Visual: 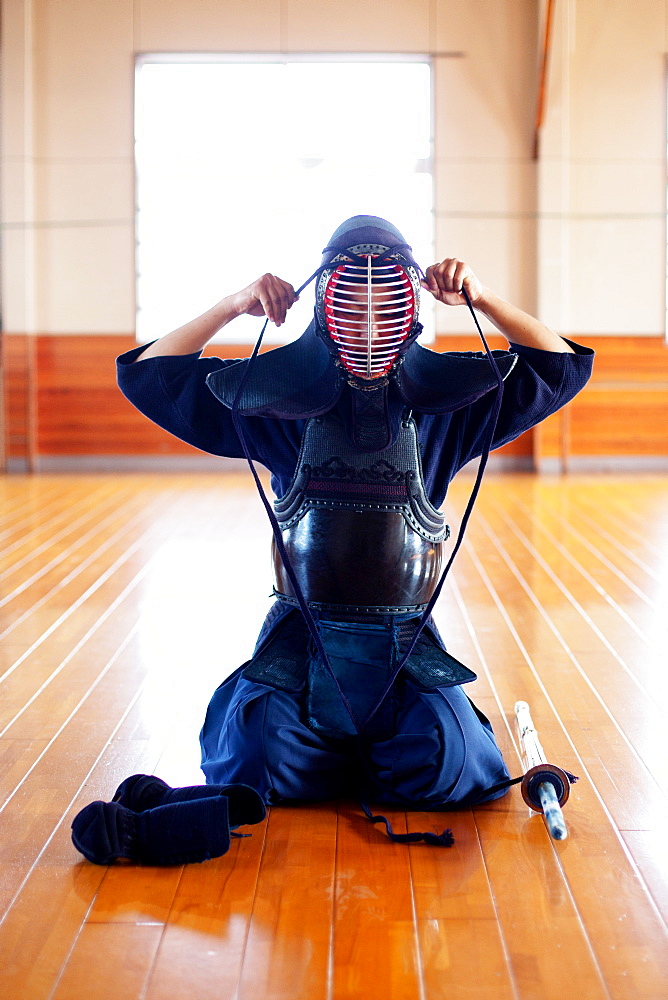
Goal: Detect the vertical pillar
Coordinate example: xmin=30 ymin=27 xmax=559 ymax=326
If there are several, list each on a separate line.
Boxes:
xmin=535 ymin=0 xmax=572 ymax=472
xmin=1 ymin=0 xmax=37 ymax=471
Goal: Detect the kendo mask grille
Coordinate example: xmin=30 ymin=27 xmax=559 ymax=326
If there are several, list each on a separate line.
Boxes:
xmin=317 ymin=247 xmax=420 ymax=381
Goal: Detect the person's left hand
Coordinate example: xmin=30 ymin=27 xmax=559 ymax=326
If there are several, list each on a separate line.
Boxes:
xmin=422 ymin=258 xmax=484 ymax=307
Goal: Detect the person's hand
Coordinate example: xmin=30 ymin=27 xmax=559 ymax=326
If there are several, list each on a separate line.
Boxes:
xmin=229 ymin=274 xmax=298 ymax=326
xmin=422 ymin=259 xmax=484 ymax=307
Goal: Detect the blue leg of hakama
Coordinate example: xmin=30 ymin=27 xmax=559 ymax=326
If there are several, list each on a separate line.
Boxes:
xmin=364 ymin=682 xmax=511 ymax=807
xmin=200 ymin=669 xmax=510 ymax=808
xmin=200 ymin=671 xmax=353 ymax=803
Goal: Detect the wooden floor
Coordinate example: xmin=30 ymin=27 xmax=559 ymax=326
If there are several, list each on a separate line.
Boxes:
xmin=0 ymin=470 xmax=667 ymax=1000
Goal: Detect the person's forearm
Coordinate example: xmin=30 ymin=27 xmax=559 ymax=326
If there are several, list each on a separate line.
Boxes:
xmin=475 ymin=289 xmax=573 ymax=354
xmin=135 ymin=273 xmax=298 ymax=362
xmin=424 ymin=259 xmax=574 ymax=354
xmin=136 ymin=295 xmax=240 ymax=361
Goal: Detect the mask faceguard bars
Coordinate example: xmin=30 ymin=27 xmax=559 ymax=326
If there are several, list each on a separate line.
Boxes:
xmin=317 ymin=244 xmax=420 ymax=380
xmin=366 ymin=254 xmax=372 ymax=379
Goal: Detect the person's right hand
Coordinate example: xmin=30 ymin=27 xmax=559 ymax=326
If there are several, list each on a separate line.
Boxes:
xmin=229 ymin=274 xmax=298 ymax=327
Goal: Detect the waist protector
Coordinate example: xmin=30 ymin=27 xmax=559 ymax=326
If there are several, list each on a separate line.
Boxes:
xmin=272 ymin=411 xmax=450 ymax=614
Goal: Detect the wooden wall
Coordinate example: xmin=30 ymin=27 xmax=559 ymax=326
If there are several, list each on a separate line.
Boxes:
xmin=3 ymin=333 xmax=668 ymax=471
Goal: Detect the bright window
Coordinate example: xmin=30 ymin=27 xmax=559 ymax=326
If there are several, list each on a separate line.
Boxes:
xmin=135 ymin=55 xmax=433 ymax=343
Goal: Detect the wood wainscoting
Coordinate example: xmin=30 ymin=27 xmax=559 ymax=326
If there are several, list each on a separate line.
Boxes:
xmin=2 ymin=332 xmax=667 ymax=471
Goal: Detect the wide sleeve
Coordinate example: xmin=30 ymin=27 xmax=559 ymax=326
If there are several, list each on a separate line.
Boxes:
xmin=454 ymin=338 xmax=594 ymax=470
xmin=417 ymin=339 xmax=594 ymax=504
xmin=116 ymin=344 xmax=251 ymax=458
xmin=116 ymin=346 xmax=305 ymax=489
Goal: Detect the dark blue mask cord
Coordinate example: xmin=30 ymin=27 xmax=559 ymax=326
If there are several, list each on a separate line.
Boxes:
xmin=230 ymin=276 xmax=505 ymax=737
xmin=230 ymin=265 xmax=364 ymax=734
xmin=364 ymin=286 xmax=504 ymax=726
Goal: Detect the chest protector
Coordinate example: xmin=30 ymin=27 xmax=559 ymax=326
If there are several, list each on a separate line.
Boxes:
xmin=272 ymin=410 xmax=450 ymax=615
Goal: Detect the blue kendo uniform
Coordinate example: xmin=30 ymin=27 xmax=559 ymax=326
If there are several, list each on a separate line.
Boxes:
xmin=116 ymin=218 xmax=594 ymax=813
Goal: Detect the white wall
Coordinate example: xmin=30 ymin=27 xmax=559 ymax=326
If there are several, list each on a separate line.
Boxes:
xmin=538 ymin=0 xmax=667 ymax=335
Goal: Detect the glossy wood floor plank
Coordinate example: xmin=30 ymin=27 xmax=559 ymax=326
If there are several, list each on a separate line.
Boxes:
xmin=464 ymin=547 xmax=668 ymax=806
xmin=0 ymin=492 xmax=147 ymax=621
xmin=407 ymin=810 xmax=517 ymax=1000
xmin=331 ymin=804 xmax=421 ymax=1000
xmin=143 ymin=824 xmax=268 ymax=1000
xmin=0 ymin=472 xmax=667 ymax=1000
xmin=444 ymin=482 xmax=668 ymax=997
xmin=455 ymin=498 xmax=668 ymax=796
xmin=0 ymin=865 xmax=108 ymax=1000
xmin=50 ymin=924 xmax=163 ymax=1000
xmin=439 ymin=568 xmax=611 ymax=998
xmin=488 ymin=503 xmax=663 ymax=696
xmin=236 ymin=804 xmax=336 ymax=1000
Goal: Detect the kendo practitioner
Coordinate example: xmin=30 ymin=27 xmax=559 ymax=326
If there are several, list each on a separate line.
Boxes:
xmin=71 ymin=216 xmax=594 ymax=865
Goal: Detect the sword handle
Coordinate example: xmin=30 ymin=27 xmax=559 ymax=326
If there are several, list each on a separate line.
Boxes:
xmin=537 ymin=780 xmax=568 ymax=841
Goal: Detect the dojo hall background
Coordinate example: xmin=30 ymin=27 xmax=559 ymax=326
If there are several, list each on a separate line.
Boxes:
xmin=2 ymin=3 xmax=668 ymax=1000
xmin=2 ymin=0 xmax=668 ymax=472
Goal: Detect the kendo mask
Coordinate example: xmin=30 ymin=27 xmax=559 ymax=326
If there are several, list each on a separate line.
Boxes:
xmin=205 ymin=213 xmax=518 ymax=436
xmin=315 ymin=217 xmax=423 ymax=384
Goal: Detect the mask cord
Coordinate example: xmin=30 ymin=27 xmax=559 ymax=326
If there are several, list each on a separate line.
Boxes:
xmin=230 ymin=270 xmax=364 ymax=735
xmin=363 ymin=287 xmax=505 ymax=727
xmin=229 ymin=269 xmax=505 ymax=737
xmin=226 ymin=244 xmax=414 ymax=736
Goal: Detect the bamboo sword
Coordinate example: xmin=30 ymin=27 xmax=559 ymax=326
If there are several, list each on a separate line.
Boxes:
xmin=514 ymin=700 xmax=571 ymax=841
